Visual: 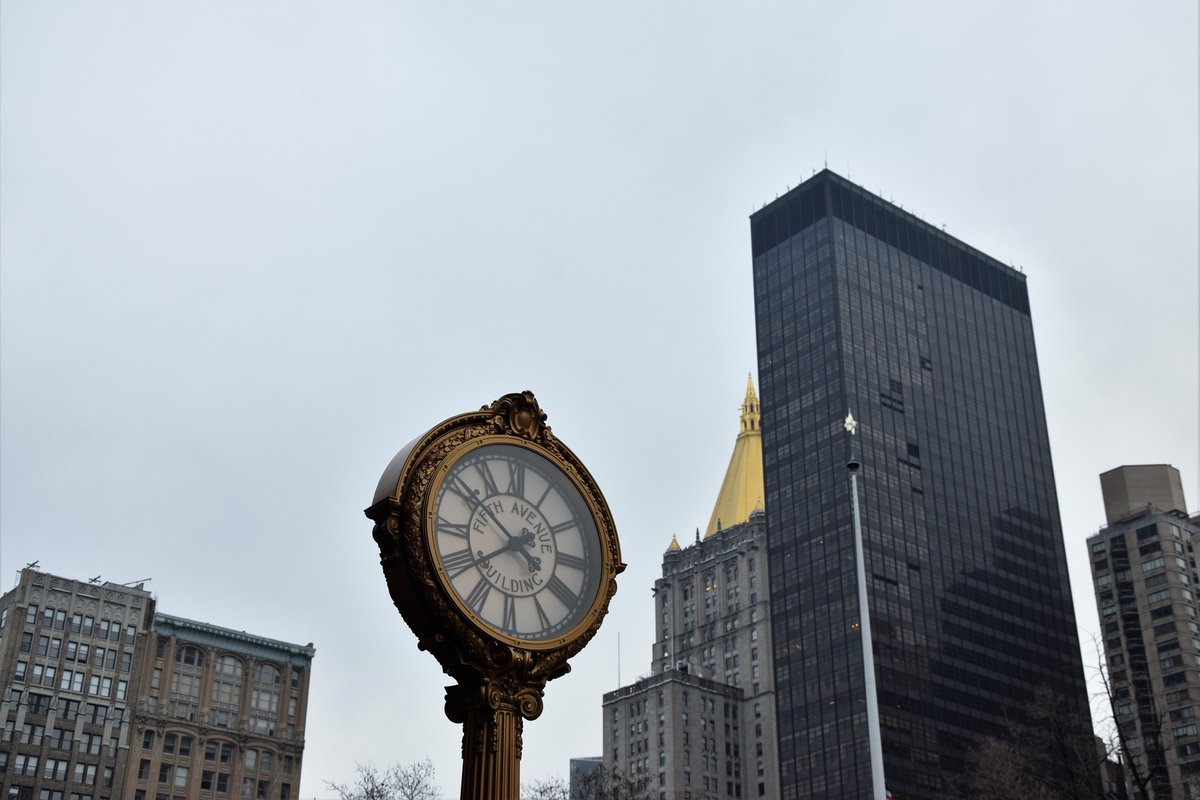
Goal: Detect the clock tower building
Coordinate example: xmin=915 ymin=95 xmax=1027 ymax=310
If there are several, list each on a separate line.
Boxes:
xmin=603 ymin=379 xmax=779 ymax=800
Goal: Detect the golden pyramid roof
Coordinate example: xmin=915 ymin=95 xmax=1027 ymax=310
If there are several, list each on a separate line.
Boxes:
xmin=705 ymin=375 xmax=765 ymax=538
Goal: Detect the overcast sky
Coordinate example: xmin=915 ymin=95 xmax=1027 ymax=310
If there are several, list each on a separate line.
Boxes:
xmin=2 ymin=3 xmax=1197 ymax=797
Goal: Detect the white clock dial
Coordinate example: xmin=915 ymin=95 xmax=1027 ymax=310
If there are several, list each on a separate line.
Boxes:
xmin=430 ymin=443 xmax=602 ymax=643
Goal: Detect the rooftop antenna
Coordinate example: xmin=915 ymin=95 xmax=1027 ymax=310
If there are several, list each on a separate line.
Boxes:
xmin=89 ymin=576 xmax=101 ymax=584
xmin=122 ymin=578 xmax=152 ymax=587
xmin=24 ymin=561 xmax=39 ymax=570
xmin=617 ymin=631 xmax=621 ymax=688
xmin=824 ymin=148 xmax=828 ymax=169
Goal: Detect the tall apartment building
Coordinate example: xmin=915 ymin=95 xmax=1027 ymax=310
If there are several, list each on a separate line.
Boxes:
xmin=1088 ymin=464 xmax=1200 ymax=799
xmin=751 ymin=169 xmax=1094 ymax=799
xmin=0 ymin=570 xmax=155 ymax=800
xmin=0 ymin=570 xmax=314 ymax=800
xmin=603 ymin=379 xmax=779 ymax=800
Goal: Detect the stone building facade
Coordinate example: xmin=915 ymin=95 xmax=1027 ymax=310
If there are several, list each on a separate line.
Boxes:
xmin=0 ymin=570 xmax=155 ymax=800
xmin=123 ymin=614 xmax=314 ymax=800
xmin=0 ymin=570 xmax=313 ymax=800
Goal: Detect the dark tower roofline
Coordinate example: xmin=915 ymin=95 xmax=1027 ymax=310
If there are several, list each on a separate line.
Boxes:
xmin=750 ymin=168 xmax=1030 ymax=314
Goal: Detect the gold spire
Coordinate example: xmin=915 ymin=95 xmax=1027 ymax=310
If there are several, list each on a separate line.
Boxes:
xmin=704 ymin=375 xmax=765 ymax=538
xmin=667 ymin=533 xmax=681 ymax=552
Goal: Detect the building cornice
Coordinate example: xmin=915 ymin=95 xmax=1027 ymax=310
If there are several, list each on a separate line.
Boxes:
xmin=153 ymin=613 xmax=315 ymax=665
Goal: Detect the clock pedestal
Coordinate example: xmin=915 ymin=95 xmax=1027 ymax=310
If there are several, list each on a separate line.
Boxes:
xmin=446 ymin=675 xmax=544 ymax=800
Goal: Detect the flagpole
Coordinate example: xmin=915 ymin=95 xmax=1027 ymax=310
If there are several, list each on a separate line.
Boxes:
xmin=845 ymin=412 xmax=887 ymax=800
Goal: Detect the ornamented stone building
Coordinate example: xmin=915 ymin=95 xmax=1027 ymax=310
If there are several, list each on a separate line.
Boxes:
xmin=603 ymin=379 xmax=779 ymax=800
xmin=0 ymin=570 xmax=314 ymax=800
xmin=1088 ymin=464 xmax=1200 ymax=799
xmin=124 ymin=614 xmax=314 ymax=800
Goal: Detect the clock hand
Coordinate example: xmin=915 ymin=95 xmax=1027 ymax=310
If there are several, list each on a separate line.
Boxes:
xmin=482 ymin=529 xmax=542 ymax=573
xmin=451 ymin=475 xmax=523 ymax=546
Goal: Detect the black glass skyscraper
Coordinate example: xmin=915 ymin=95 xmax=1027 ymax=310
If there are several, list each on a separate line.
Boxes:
xmin=751 ymin=170 xmax=1092 ymax=799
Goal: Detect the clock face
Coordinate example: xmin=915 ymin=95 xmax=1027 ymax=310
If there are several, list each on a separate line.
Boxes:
xmin=429 ymin=441 xmax=604 ymax=644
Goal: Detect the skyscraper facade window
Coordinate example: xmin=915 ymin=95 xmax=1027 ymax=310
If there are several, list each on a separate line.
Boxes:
xmin=751 ymin=170 xmax=1093 ymax=799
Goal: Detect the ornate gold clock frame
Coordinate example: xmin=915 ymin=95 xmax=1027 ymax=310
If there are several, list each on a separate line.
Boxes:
xmin=365 ymin=391 xmax=624 ymax=800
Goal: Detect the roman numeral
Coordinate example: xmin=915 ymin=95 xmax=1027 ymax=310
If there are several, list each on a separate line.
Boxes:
xmin=475 ymin=462 xmax=500 ymax=498
xmin=546 ymin=575 xmax=579 ymax=608
xmin=507 ymin=461 xmax=526 ymax=497
xmin=533 ymin=596 xmax=552 ymax=629
xmin=465 ymin=578 xmax=491 ymax=613
xmin=436 ymin=519 xmax=470 ymax=539
xmin=550 ymin=519 xmax=577 ymax=535
xmin=502 ymin=595 xmax=517 ymax=633
xmin=556 ymin=552 xmax=587 ymax=572
xmin=446 ymin=476 xmax=481 ymax=509
xmin=441 ymin=549 xmax=477 ymax=577
xmin=534 ymin=484 xmax=553 ymax=509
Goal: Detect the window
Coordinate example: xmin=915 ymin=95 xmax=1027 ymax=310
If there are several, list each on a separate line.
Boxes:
xmin=74 ymin=763 xmax=97 ymax=786
xmin=55 ymin=698 xmax=79 ymax=720
xmin=177 ymin=646 xmax=204 ymax=667
xmin=250 ymin=664 xmax=281 ymax=735
xmin=213 ymin=657 xmax=244 ymax=710
xmin=43 ymin=758 xmax=68 ymax=782
xmin=29 ymin=693 xmax=52 ymax=715
xmin=49 ymin=728 xmax=73 ymax=750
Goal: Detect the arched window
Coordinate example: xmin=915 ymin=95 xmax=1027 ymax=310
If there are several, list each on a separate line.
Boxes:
xmin=210 ymin=656 xmax=243 ymax=728
xmin=176 ymin=646 xmax=204 ymax=668
xmin=169 ymin=645 xmax=205 ymax=720
xmin=249 ymin=663 xmax=281 ymax=735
